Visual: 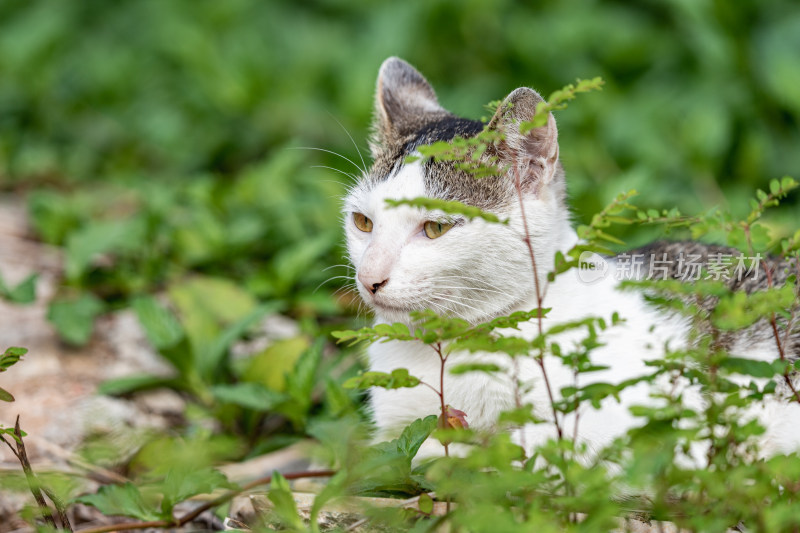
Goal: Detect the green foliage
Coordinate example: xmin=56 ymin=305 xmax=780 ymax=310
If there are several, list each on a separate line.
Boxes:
xmin=344 ymin=369 xmax=421 ymax=391
xmin=75 ymin=467 xmax=231 ymax=522
xmin=159 ymin=467 xmax=231 ymax=517
xmin=211 ymin=382 xmax=285 ymax=411
xmin=0 ymin=346 xmax=26 ymax=402
xmin=268 ymin=472 xmax=306 ymax=531
xmin=0 ymin=272 xmax=37 ymax=304
xmin=355 ymin=416 xmax=439 ymax=495
xmin=46 ymin=293 xmax=105 ymax=346
xmin=385 ymin=197 xmax=507 ymax=224
xmin=520 ymin=76 xmax=605 ymax=133
xmin=0 ymin=346 xmax=26 ymax=372
xmin=75 ymin=482 xmax=163 ymax=522
xmin=407 ymin=129 xmax=505 ymax=178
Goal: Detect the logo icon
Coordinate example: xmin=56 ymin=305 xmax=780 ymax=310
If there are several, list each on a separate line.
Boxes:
xmin=576 ymin=251 xmax=609 ymax=284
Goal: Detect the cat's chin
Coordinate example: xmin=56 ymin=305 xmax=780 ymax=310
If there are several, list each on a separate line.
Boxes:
xmin=369 ymin=303 xmax=417 ymax=325
xmin=370 ymin=300 xmax=523 ymax=327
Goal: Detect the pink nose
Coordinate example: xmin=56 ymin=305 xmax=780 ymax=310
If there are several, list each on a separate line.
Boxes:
xmin=358 ymin=273 xmax=389 ymax=294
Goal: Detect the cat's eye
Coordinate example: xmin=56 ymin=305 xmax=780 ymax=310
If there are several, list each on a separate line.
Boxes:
xmin=353 ymin=212 xmax=373 ymax=232
xmin=423 ymin=220 xmax=454 ymax=239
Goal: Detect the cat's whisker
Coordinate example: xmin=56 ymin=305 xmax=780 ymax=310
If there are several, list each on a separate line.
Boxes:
xmin=290 ymin=146 xmax=366 ymax=175
xmin=431 ymin=294 xmax=481 ymax=314
xmin=314 ymin=275 xmax=354 ymax=294
xmin=311 ymin=165 xmax=359 ymax=183
xmin=323 ymin=264 xmax=353 ymax=272
xmin=327 ymin=112 xmax=369 ymax=174
xmin=434 ymin=273 xmax=509 ymax=291
xmin=431 ymin=278 xmax=517 ymax=300
xmin=432 ymin=285 xmax=514 ymax=299
xmin=438 ymin=281 xmax=516 ymax=301
xmin=332 ymin=286 xmax=359 ymax=301
xmin=429 ymin=301 xmax=455 ymax=316
xmin=436 ymin=292 xmax=487 ymax=305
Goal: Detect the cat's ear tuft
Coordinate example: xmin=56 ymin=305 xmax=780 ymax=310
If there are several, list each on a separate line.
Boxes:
xmin=371 ymin=57 xmax=445 ymax=153
xmin=489 ymin=87 xmax=560 ymax=189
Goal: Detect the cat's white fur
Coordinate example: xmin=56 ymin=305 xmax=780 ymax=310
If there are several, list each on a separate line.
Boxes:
xmin=344 ymin=160 xmax=800 ymax=462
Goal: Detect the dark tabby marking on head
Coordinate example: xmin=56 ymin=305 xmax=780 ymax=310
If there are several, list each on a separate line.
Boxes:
xmin=366 ymin=57 xmax=562 ymax=212
xmin=368 ymin=93 xmax=518 ymax=211
xmin=623 ymin=241 xmax=800 ymax=358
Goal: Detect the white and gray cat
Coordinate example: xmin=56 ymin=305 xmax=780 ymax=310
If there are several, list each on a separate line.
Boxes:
xmin=343 ymin=57 xmax=800 ymax=461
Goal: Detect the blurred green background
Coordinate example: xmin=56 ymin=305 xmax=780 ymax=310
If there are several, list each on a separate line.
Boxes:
xmin=1 ymin=0 xmax=799 ymax=453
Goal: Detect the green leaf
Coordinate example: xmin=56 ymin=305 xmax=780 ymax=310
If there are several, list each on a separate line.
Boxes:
xmin=268 ymin=472 xmax=304 ymax=530
xmin=0 ymin=387 xmax=14 ymax=402
xmin=132 ymin=295 xmax=184 ymax=350
xmin=396 ymin=415 xmax=438 ymax=459
xmin=47 ymin=293 xmax=104 ymax=346
xmin=343 ymin=368 xmax=421 ymax=390
xmin=720 ymin=357 xmax=778 ymax=379
xmin=211 ymin=383 xmax=286 ymax=411
xmin=160 ymin=467 xmax=231 ymax=516
xmin=0 ymin=273 xmax=37 ymax=304
xmin=385 ymin=197 xmax=508 ymax=224
xmin=75 ymin=482 xmax=162 ymax=522
xmin=242 ymin=336 xmax=310 ymax=392
xmin=449 ymin=363 xmax=501 ymax=375
xmin=309 ymin=470 xmax=347 ymax=532
xmin=0 ymin=346 xmax=27 ymax=371
xmin=323 ymin=378 xmax=354 ymax=416
xmin=97 ymin=375 xmax=179 ymax=396
xmin=271 ymin=232 xmax=338 ymax=295
xmin=418 ymin=492 xmax=434 ymax=515
xmin=519 ymin=77 xmax=604 ymax=133
xmin=65 ymin=216 xmax=147 ymax=280
xmin=202 ymin=303 xmax=278 ymax=380
xmin=331 ymin=321 xmax=417 ymax=345
xmin=0 ymin=426 xmax=26 ymax=439
xmin=286 ymin=338 xmax=324 ymax=407
xmin=169 ymin=276 xmax=261 ymax=374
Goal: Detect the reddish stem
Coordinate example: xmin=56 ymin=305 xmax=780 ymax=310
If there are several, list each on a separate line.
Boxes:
xmin=433 ymin=342 xmax=450 ymax=458
xmin=512 ymin=159 xmax=563 ymax=440
xmin=763 ymin=261 xmax=800 ymax=404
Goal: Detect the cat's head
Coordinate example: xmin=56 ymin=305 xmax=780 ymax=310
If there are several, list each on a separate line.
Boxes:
xmin=344 ymin=57 xmax=569 ymax=324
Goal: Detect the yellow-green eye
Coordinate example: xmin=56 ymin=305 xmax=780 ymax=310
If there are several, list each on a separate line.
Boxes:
xmin=423 ymin=220 xmax=453 ymax=239
xmin=353 ymin=212 xmax=373 ymax=232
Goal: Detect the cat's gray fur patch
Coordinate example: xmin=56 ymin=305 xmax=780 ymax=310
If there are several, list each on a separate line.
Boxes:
xmin=623 ymin=241 xmax=800 ymax=357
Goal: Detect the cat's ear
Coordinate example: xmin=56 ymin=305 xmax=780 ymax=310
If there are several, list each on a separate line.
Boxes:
xmin=488 ymin=87 xmax=560 ymax=189
xmin=371 ymin=57 xmax=445 ymax=154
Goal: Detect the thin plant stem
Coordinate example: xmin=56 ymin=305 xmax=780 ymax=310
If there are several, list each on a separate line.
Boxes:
xmin=762 ymin=260 xmax=800 ymax=404
xmin=41 ymin=485 xmax=74 ymax=533
xmin=431 ymin=342 xmax=451 ymax=513
xmin=14 ymin=416 xmax=60 ymax=530
xmin=0 ymin=433 xmax=21 ymax=461
xmin=512 ymin=356 xmax=527 ymax=454
xmin=572 ymin=367 xmax=581 ymax=444
xmin=744 ymin=224 xmax=800 ymax=404
xmin=433 ymin=342 xmax=450 ymax=458
xmin=511 ymin=156 xmax=563 ymax=440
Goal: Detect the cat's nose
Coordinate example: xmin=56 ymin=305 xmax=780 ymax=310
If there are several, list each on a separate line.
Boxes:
xmin=358 ymin=273 xmax=389 ymax=294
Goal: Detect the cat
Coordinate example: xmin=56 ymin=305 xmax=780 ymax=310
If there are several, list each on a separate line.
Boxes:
xmin=342 ymin=57 xmax=800 ymax=462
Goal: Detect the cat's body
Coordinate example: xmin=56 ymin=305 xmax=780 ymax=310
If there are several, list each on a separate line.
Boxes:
xmin=343 ymin=57 xmax=800 ymax=461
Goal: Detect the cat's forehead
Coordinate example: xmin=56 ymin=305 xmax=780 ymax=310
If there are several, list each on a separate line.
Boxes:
xmin=345 ymin=160 xmax=425 ymax=219
xmin=364 ymin=115 xmax=515 ymax=211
